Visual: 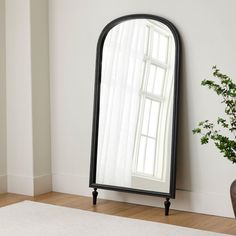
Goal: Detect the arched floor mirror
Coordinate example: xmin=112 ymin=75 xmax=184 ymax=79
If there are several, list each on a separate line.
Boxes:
xmin=89 ymin=14 xmax=180 ymax=216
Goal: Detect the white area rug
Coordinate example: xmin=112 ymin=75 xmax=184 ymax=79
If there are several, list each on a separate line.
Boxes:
xmin=0 ymin=201 xmax=230 ymax=236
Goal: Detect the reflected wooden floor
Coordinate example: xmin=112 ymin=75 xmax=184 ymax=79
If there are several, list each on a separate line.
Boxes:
xmin=0 ymin=192 xmax=235 ymax=235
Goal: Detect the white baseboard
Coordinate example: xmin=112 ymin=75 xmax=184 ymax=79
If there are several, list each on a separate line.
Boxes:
xmin=8 ymin=175 xmax=34 ymax=196
xmin=34 ymin=174 xmax=52 ymax=195
xmin=0 ymin=175 xmax=7 ymax=193
xmin=7 ymin=174 xmax=52 ymax=196
xmin=52 ymin=173 xmax=89 ymax=196
xmin=52 ymin=173 xmax=234 ymax=218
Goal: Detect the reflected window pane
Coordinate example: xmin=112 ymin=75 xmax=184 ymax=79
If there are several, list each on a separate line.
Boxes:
xmin=148 ymin=101 xmax=160 ymax=138
xmin=137 ymin=136 xmax=146 ymax=172
xmin=153 ymin=67 xmax=166 ymax=96
xmin=151 ymin=31 xmax=159 ymax=60
xmin=158 ymin=35 xmax=168 ymax=63
xmin=141 ymin=99 xmax=151 ymax=135
xmin=144 ymin=138 xmax=155 ymax=175
xmin=146 ymin=64 xmax=156 ymax=93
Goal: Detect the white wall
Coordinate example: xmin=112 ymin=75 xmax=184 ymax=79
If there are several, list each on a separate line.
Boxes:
xmin=30 ymin=0 xmax=52 ymax=195
xmin=48 ymin=0 xmax=235 ymax=218
xmin=5 ymin=0 xmax=51 ymax=195
xmin=0 ymin=0 xmax=7 ymax=193
xmin=6 ymin=0 xmax=34 ymax=195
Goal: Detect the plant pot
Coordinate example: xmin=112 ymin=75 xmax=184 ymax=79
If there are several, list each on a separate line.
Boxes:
xmin=230 ymin=179 xmax=236 ymax=217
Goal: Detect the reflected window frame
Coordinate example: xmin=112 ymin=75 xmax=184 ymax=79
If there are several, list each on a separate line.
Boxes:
xmin=132 ymin=20 xmax=175 ymax=182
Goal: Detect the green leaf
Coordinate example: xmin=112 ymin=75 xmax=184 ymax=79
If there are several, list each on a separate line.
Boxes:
xmin=192 ymin=67 xmax=236 ymax=164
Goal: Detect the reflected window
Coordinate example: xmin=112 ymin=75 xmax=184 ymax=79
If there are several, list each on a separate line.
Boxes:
xmin=132 ymin=20 xmax=174 ymax=181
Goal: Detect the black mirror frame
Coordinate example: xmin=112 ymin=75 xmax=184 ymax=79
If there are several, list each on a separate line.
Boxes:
xmin=89 ymin=14 xmax=181 ymax=201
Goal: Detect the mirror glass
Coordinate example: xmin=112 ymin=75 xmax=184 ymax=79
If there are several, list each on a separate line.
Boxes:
xmin=94 ymin=17 xmax=178 ymax=194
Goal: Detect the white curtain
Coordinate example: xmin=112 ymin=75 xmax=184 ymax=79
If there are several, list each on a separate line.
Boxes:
xmin=96 ymin=20 xmax=146 ymax=187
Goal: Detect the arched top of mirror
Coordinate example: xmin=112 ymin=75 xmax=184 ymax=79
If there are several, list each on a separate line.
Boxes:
xmin=96 ymin=15 xmax=180 ymax=74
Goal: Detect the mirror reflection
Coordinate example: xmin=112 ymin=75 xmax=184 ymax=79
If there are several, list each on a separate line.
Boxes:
xmin=96 ymin=19 xmax=176 ymax=193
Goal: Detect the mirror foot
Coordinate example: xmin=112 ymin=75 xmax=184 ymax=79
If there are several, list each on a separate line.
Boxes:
xmin=164 ymin=198 xmax=171 ymax=216
xmin=92 ymin=188 xmax=98 ymax=205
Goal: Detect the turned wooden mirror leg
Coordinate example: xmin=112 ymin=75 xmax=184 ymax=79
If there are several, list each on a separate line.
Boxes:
xmin=164 ymin=198 xmax=171 ymax=216
xmin=92 ymin=188 xmax=98 ymax=205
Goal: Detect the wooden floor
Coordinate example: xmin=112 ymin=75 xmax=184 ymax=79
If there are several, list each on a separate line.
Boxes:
xmin=0 ymin=192 xmax=235 ymax=235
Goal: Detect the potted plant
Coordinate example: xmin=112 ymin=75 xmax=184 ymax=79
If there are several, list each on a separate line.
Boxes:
xmin=192 ymin=66 xmax=236 ymax=217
